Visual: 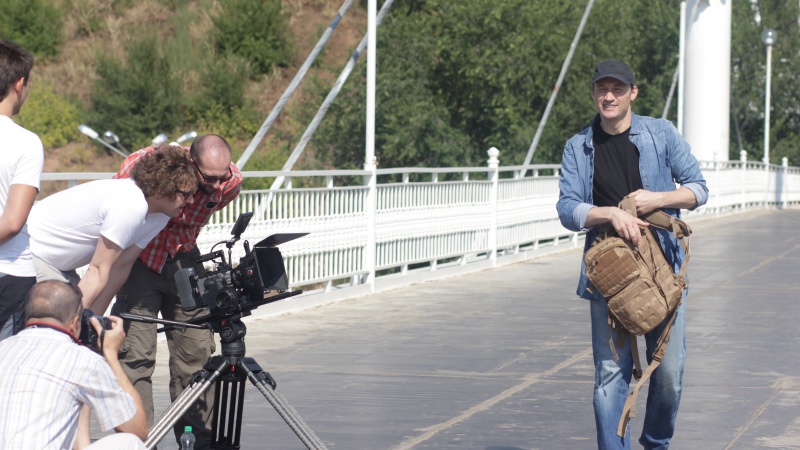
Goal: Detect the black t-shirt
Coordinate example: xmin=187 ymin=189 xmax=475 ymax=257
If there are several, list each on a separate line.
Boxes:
xmin=592 ymin=122 xmax=643 ymax=207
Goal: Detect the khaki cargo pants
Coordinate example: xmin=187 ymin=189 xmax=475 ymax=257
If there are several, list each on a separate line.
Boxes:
xmin=113 ymin=250 xmax=216 ymax=449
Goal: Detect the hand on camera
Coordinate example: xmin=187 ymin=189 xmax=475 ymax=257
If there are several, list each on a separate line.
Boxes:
xmin=90 ymin=315 xmax=125 ymax=358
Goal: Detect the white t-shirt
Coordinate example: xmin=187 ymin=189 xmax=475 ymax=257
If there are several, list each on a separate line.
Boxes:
xmin=0 ymin=116 xmax=44 ymax=277
xmin=27 ymin=178 xmax=170 ymax=271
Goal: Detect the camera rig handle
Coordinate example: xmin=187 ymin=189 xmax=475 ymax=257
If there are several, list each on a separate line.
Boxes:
xmin=119 ymin=312 xmax=211 ymax=333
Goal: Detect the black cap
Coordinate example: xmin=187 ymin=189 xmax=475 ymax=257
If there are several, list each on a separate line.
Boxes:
xmin=592 ymin=60 xmax=635 ymax=85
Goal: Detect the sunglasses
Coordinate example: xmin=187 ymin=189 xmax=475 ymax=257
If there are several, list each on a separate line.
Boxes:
xmin=175 ymin=188 xmax=195 ymax=200
xmin=193 ymin=160 xmax=232 ymax=184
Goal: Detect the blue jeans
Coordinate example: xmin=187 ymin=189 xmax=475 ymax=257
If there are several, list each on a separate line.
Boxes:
xmin=590 ymin=296 xmax=686 ymax=450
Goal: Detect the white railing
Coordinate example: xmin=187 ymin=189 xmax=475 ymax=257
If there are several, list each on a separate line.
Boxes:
xmin=41 ymin=149 xmax=800 ymax=314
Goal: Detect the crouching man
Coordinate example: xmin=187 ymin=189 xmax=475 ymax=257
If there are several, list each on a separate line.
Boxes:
xmin=0 ymin=280 xmax=147 ymax=449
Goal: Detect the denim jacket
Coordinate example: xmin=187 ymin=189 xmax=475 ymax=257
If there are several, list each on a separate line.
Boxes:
xmin=556 ymin=113 xmax=709 ymax=301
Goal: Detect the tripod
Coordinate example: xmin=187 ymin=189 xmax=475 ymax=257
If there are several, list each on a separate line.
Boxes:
xmin=122 ymin=303 xmax=328 ymax=450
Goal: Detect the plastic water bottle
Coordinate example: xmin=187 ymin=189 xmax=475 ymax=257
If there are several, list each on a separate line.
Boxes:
xmin=180 ymin=425 xmax=195 ymax=449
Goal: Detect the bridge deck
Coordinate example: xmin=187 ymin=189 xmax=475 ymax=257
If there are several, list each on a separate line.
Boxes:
xmin=146 ymin=209 xmax=800 ymax=449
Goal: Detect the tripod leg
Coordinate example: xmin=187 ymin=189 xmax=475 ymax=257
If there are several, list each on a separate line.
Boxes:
xmin=145 ymin=357 xmax=228 ymax=450
xmin=239 ymin=359 xmax=328 ymax=450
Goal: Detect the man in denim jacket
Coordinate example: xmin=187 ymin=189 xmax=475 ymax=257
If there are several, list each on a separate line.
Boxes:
xmin=556 ymin=60 xmax=708 ymax=450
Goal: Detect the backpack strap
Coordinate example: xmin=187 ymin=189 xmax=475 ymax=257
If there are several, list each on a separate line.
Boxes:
xmin=616 ymin=306 xmax=680 ymax=437
xmin=607 ymin=321 xmax=643 ymax=382
xmin=618 ymin=195 xmax=692 ymax=281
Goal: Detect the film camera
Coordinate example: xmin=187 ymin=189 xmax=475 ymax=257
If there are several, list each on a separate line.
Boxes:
xmin=79 ymin=309 xmax=112 ymax=352
xmin=174 ymin=212 xmax=307 ymax=317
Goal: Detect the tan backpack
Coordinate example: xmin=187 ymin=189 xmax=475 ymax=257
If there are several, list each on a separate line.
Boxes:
xmin=583 ymin=195 xmax=692 ymax=437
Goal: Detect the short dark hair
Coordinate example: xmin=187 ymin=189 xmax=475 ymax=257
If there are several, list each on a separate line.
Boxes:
xmin=131 ymin=145 xmax=198 ymax=199
xmin=189 ymin=134 xmax=232 ymax=164
xmin=0 ymin=39 xmax=34 ymax=102
xmin=25 ymin=281 xmax=83 ymax=325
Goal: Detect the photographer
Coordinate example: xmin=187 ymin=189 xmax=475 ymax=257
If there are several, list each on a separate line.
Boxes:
xmin=0 ymin=280 xmax=147 ymax=449
xmin=112 ymin=134 xmax=243 ymax=449
xmin=26 ymin=146 xmax=197 ymax=315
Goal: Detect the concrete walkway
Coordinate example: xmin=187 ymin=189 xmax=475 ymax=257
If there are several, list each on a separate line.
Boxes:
xmin=143 ymin=209 xmax=800 ymax=449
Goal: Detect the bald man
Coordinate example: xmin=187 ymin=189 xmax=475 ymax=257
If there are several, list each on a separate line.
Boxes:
xmin=111 ymin=134 xmax=243 ymax=449
xmin=0 ymin=280 xmax=147 ymax=449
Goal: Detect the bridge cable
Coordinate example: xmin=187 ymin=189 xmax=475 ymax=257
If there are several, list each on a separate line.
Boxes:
xmin=236 ymin=0 xmax=355 ymax=170
xmin=522 ymin=0 xmax=595 ymax=169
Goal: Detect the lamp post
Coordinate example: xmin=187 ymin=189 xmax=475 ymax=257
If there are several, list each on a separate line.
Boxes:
xmin=152 ymin=131 xmax=197 ymax=146
xmin=102 ymin=130 xmax=127 ymax=153
xmin=761 ymin=28 xmax=777 ymax=165
xmin=77 ymin=124 xmax=128 ymax=158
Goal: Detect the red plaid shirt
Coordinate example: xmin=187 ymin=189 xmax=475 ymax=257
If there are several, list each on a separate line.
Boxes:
xmin=113 ymin=145 xmax=243 ymax=273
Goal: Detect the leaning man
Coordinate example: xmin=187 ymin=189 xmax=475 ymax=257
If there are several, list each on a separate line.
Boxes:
xmin=112 ymin=134 xmax=243 ymax=449
xmin=26 ymin=146 xmax=196 ymax=314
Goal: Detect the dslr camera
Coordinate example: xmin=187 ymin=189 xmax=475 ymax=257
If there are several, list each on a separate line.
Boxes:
xmin=79 ymin=309 xmax=112 ymax=352
xmin=174 ymin=212 xmax=307 ymax=316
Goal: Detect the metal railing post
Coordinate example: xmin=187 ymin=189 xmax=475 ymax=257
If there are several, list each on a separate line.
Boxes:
xmin=487 ymin=148 xmax=500 ymax=267
xmin=713 ymin=152 xmax=720 ymax=216
xmin=362 ymin=160 xmax=377 ymax=290
xmin=782 ymin=157 xmax=789 ymax=210
xmin=740 ymin=150 xmax=747 ymax=210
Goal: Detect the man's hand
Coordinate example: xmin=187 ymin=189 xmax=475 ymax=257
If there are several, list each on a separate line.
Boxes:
xmin=91 ymin=315 xmax=125 ymax=359
xmin=629 ymin=187 xmax=699 ymax=213
xmin=609 ymin=207 xmax=649 ymax=246
xmin=628 ymin=189 xmax=663 ymax=215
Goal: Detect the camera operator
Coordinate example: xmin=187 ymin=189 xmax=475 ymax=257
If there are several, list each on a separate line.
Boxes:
xmin=111 ymin=134 xmax=243 ymax=449
xmin=26 ymin=146 xmax=197 ymax=315
xmin=0 ymin=280 xmax=147 ymax=449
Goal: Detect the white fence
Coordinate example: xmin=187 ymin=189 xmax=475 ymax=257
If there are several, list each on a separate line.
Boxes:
xmin=42 ymin=149 xmax=800 ymax=316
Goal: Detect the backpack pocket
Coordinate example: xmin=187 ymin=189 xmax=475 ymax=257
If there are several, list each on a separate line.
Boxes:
xmin=607 ymin=277 xmax=669 ymax=335
xmin=585 ymin=237 xmax=640 ymax=298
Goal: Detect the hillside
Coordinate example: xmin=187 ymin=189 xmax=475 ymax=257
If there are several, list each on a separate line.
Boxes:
xmin=29 ymin=0 xmax=367 ymax=195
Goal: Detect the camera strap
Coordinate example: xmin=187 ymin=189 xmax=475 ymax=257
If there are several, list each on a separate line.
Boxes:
xmin=26 ymin=322 xmax=82 ymax=346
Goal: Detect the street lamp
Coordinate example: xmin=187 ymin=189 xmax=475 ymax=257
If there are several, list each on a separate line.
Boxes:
xmin=102 ymin=130 xmax=127 ymax=152
xmin=761 ymin=28 xmax=777 ymax=165
xmin=176 ymin=131 xmax=198 ymax=144
xmin=77 ymin=124 xmax=128 ymax=158
xmin=151 ymin=130 xmax=197 ymax=146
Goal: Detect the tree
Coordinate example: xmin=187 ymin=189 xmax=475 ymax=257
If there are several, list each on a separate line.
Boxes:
xmin=307 ymin=0 xmax=683 ymax=169
xmin=730 ymin=0 xmax=800 ymax=165
xmin=89 ymin=36 xmax=184 ymax=148
xmin=212 ymin=0 xmax=294 ymax=78
xmin=0 ymin=0 xmax=63 ymax=59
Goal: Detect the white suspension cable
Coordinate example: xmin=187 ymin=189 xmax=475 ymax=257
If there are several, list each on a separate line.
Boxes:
xmin=236 ymin=0 xmax=354 ymax=169
xmin=522 ymin=0 xmax=595 ymax=169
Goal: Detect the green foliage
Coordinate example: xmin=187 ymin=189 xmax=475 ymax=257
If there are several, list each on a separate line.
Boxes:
xmin=15 ymin=80 xmax=83 ymax=149
xmin=730 ymin=0 xmax=800 ymax=165
xmin=309 ymin=9 xmax=473 ymax=169
xmin=193 ymin=53 xmax=251 ymax=113
xmin=0 ymin=0 xmax=63 ymax=58
xmin=186 ymin=51 xmax=260 ymax=142
xmin=89 ymin=35 xmax=184 ymax=147
xmin=212 ymin=0 xmax=294 ymax=77
xmin=312 ymin=0 xmax=682 ymax=167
